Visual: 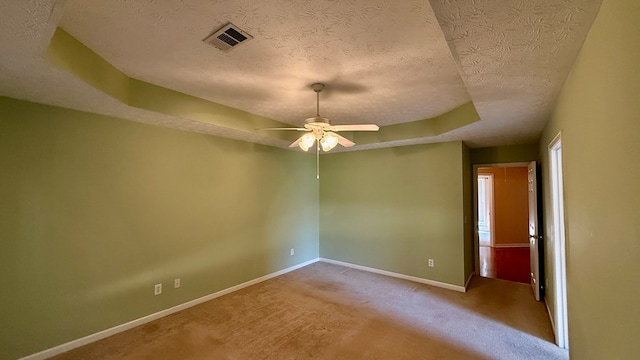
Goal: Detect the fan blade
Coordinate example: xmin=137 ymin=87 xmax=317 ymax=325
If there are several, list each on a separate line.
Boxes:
xmin=289 ymin=135 xmax=304 ymax=148
xmin=259 ymin=127 xmax=308 ymax=131
xmin=333 ymin=133 xmax=355 ymax=147
xmin=329 ymin=124 xmax=379 ymax=132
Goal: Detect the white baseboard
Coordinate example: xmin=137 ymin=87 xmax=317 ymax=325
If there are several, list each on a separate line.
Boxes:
xmin=319 ymin=258 xmax=466 ymax=293
xmin=20 ymin=258 xmax=320 ymax=360
xmin=494 ymin=243 xmax=529 ymax=248
xmin=545 ymin=297 xmax=557 ymax=342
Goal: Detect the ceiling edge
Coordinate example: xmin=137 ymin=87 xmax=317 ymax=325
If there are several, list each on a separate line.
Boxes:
xmin=45 ymin=27 xmax=481 ymax=152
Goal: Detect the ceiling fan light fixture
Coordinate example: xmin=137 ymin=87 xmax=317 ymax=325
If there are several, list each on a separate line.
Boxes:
xmin=258 ymin=83 xmax=379 ymax=177
xmin=320 ymin=132 xmax=339 ymax=152
xmin=298 ymin=133 xmax=316 ymax=152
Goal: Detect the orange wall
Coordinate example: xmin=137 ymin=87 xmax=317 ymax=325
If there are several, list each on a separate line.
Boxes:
xmin=478 ymin=167 xmax=528 ymax=246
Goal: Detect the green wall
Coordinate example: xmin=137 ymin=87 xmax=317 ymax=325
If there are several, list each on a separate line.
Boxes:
xmin=539 ymin=0 xmax=640 ymax=357
xmin=0 ymin=97 xmax=319 ymax=359
xmin=471 ymin=143 xmax=539 ymax=164
xmin=319 ymin=142 xmax=469 ymax=286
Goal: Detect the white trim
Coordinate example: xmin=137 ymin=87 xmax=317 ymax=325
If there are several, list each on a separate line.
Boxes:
xmin=464 ymin=272 xmax=474 ymax=290
xmin=477 ymin=173 xmax=495 ymax=247
xmin=319 ymin=258 xmax=466 ymax=293
xmin=493 ymin=243 xmax=529 ymax=248
xmin=545 ymin=297 xmax=556 ymax=337
xmin=19 ymin=258 xmax=320 ymax=360
xmin=548 ymin=131 xmax=563 ymax=151
xmin=549 ymin=131 xmax=569 ymax=349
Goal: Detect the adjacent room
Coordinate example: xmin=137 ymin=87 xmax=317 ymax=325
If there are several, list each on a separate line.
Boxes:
xmin=476 ymin=165 xmax=531 ymax=284
xmin=1 ymin=0 xmax=639 ymax=359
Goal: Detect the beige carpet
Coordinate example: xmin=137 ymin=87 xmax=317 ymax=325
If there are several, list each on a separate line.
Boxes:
xmin=51 ymin=262 xmax=566 ymax=359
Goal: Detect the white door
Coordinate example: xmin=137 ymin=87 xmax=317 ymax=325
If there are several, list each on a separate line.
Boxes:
xmin=477 ymin=174 xmax=494 ymax=247
xmin=528 ymin=161 xmax=541 ymax=301
xmin=477 ymin=175 xmax=492 ymax=230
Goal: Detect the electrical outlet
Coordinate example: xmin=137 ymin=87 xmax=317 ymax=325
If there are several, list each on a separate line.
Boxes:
xmin=154 ymin=283 xmax=162 ymax=295
xmin=174 ymin=278 xmax=181 ymax=289
xmin=290 ymin=248 xmax=295 ymax=256
xmin=428 ymin=259 xmax=434 ymax=268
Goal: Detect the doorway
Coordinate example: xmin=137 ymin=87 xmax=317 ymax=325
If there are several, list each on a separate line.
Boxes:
xmin=474 ymin=164 xmax=532 ymax=285
xmin=549 ymin=133 xmax=569 ymax=349
xmin=477 ymin=173 xmax=494 ymax=247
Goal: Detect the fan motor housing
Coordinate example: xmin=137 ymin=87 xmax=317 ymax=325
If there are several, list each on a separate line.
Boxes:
xmin=304 ymin=117 xmax=331 ymax=126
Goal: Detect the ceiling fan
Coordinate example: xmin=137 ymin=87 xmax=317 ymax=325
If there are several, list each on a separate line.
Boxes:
xmin=261 ymin=83 xmax=379 ymax=152
xmin=260 ymin=83 xmax=379 ymax=179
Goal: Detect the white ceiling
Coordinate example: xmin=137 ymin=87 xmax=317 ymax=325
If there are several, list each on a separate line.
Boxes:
xmin=0 ymin=0 xmax=602 ymax=150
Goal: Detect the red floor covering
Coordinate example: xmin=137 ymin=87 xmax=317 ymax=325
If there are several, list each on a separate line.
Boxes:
xmin=479 ymin=246 xmax=531 ymax=284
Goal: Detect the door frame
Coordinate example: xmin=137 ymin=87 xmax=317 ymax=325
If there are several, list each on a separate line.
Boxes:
xmin=549 ymin=132 xmax=569 ymax=349
xmin=477 ymin=173 xmax=495 ymax=246
xmin=472 ymin=162 xmax=530 ymax=275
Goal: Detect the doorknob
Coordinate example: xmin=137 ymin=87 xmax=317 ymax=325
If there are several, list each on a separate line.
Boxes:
xmin=529 ymin=234 xmax=542 ymax=239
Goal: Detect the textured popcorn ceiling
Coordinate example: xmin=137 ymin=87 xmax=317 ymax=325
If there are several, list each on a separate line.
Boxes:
xmin=430 ymin=0 xmax=603 ymax=146
xmin=0 ymin=0 xmax=603 ymax=151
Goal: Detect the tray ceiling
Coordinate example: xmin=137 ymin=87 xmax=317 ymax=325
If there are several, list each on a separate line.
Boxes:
xmin=0 ymin=0 xmax=602 ymax=151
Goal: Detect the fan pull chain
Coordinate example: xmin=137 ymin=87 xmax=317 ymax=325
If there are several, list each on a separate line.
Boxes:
xmin=316 ymin=141 xmax=320 ymax=180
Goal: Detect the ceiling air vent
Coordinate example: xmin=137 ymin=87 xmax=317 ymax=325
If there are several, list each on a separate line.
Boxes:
xmin=203 ymin=22 xmax=253 ymax=52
